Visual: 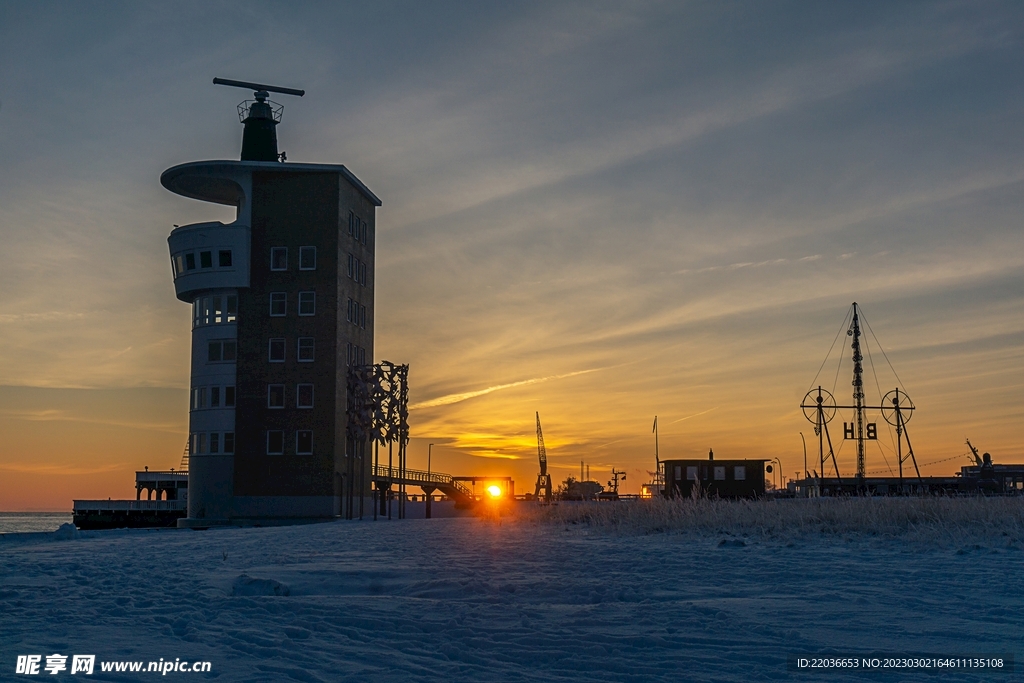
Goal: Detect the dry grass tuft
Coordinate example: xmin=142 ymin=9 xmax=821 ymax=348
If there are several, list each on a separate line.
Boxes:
xmin=511 ymin=496 xmax=1024 ymax=543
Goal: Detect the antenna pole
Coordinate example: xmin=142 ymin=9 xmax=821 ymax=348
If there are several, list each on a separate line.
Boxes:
xmin=848 ymin=303 xmax=867 ymax=482
xmin=653 ymin=416 xmax=660 ymax=487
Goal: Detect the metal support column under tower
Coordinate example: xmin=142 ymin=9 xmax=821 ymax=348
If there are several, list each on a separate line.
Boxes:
xmin=848 ymin=302 xmax=867 ymax=481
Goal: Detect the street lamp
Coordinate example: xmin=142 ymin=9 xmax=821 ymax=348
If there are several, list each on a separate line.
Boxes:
xmin=428 ymin=443 xmax=434 ymax=477
xmin=772 ymin=457 xmax=783 ymax=491
xmin=800 ymin=432 xmax=808 ymax=497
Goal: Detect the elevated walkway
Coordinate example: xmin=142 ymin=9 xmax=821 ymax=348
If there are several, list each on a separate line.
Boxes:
xmin=372 ymin=465 xmax=474 ymax=506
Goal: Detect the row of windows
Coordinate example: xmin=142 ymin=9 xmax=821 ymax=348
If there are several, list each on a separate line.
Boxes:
xmin=190 ymin=431 xmax=235 ymax=455
xmin=269 ymin=337 xmax=315 ymax=363
xmin=268 ymin=430 xmax=314 ymax=455
xmin=346 ymin=299 xmax=367 ymax=328
xmin=346 ymin=342 xmax=366 ymax=366
xmin=348 ymin=212 xmax=368 ymax=244
xmin=191 ymin=385 xmax=236 ymax=410
xmin=208 ymin=340 xmax=237 ymax=363
xmin=191 ymin=430 xmax=316 ymax=455
xmin=269 ymin=291 xmax=316 ymax=317
xmin=267 ymin=383 xmax=315 ymax=409
xmin=193 ymin=295 xmax=238 ymax=328
xmin=346 ymin=253 xmax=368 ymax=286
xmin=173 ymin=249 xmax=232 ymax=277
xmin=674 ymin=465 xmax=747 ymax=481
xmin=270 ymin=246 xmax=317 ymax=271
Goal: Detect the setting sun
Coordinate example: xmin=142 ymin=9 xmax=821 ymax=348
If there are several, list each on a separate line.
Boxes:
xmin=486 ymin=485 xmax=502 ymax=498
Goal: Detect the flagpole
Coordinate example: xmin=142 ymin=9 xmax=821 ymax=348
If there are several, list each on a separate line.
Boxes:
xmin=653 ymin=416 xmax=660 ymax=486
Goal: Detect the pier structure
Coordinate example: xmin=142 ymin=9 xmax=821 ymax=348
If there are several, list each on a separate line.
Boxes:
xmin=135 ymin=469 xmax=188 ymax=501
xmin=163 ymin=79 xmax=380 ymax=527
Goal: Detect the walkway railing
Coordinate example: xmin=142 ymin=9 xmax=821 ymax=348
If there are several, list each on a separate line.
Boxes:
xmin=372 ymin=465 xmax=473 ymax=497
xmin=73 ymin=499 xmax=187 ymax=512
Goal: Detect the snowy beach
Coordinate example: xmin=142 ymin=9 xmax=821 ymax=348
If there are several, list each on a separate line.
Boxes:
xmin=2 ymin=503 xmax=1022 ymax=682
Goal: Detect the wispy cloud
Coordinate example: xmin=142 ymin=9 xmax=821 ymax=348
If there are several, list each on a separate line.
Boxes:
xmin=410 ymin=368 xmax=604 ymax=410
xmin=0 ymin=312 xmax=86 ymax=324
xmin=0 ymin=408 xmax=183 ymax=434
xmin=0 ymin=462 xmax=126 ymax=476
xmin=668 ymin=407 xmax=719 ymax=425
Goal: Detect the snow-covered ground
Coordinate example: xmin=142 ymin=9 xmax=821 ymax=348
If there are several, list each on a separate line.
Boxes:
xmin=1 ymin=510 xmax=1021 ymax=682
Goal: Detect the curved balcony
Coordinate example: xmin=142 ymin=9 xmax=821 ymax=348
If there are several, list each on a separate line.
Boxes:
xmin=168 ymin=221 xmax=250 ymax=302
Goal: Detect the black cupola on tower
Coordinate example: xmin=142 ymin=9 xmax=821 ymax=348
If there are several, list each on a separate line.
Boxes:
xmin=213 ymin=77 xmax=305 ymax=162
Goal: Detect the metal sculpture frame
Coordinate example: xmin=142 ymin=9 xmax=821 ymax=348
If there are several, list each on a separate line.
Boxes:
xmin=346 ymin=361 xmax=410 ymax=520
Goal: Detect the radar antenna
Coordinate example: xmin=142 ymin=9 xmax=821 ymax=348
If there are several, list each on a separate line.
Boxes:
xmin=212 ymin=77 xmax=305 ymax=162
xmin=212 ymin=77 xmax=305 ymax=98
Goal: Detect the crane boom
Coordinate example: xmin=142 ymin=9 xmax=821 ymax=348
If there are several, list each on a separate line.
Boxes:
xmin=534 ymin=412 xmax=552 ymax=502
xmin=536 ymin=411 xmax=548 ymax=476
xmin=966 ymin=438 xmax=984 ymax=467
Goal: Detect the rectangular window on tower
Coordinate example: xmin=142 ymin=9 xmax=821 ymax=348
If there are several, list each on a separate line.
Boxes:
xmin=267 ymin=431 xmax=284 ymax=455
xmin=270 ymin=247 xmax=288 ymax=271
xmin=224 ymin=386 xmax=235 ymax=407
xmin=267 ymin=384 xmax=285 ymax=409
xmin=210 ymin=433 xmax=220 ymax=454
xmin=299 ymin=246 xmax=316 ymax=270
xmin=269 ymin=293 xmax=287 ymax=316
xmin=219 ymin=250 xmax=232 ymax=267
xmin=185 ymin=253 xmax=196 ymax=271
xmin=223 ymin=432 xmax=235 ymax=454
xmin=296 ymin=383 xmax=314 ymax=409
xmin=268 ymin=338 xmax=286 ymax=363
xmin=209 ymin=342 xmax=237 ymax=362
xmin=200 ymin=251 xmax=213 ymax=269
xmin=298 ymin=291 xmax=315 ymax=316
xmin=297 ymin=337 xmax=314 ymax=362
xmin=210 ymin=386 xmax=220 ymax=407
xmin=296 ymin=430 xmax=313 ymax=455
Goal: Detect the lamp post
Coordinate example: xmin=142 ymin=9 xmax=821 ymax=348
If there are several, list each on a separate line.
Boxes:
xmin=800 ymin=432 xmax=808 ymax=497
xmin=772 ymin=457 xmax=783 ymax=491
xmin=428 ymin=443 xmax=434 ymax=477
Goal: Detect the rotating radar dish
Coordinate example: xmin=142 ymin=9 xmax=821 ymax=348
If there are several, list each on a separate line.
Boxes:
xmin=881 ymin=389 xmax=915 ymax=425
xmin=802 ymin=388 xmax=836 ymax=424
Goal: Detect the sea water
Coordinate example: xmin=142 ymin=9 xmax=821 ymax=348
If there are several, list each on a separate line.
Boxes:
xmin=0 ymin=512 xmax=72 ymax=534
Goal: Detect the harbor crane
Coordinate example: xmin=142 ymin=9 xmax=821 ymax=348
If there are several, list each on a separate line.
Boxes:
xmin=534 ymin=412 xmax=553 ymax=503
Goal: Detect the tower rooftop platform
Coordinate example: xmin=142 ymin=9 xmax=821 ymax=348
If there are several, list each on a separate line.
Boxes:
xmin=161 ymin=159 xmax=382 ymax=208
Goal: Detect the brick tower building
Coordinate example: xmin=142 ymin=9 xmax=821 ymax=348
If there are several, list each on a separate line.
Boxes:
xmin=162 ymin=81 xmax=380 ymax=526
